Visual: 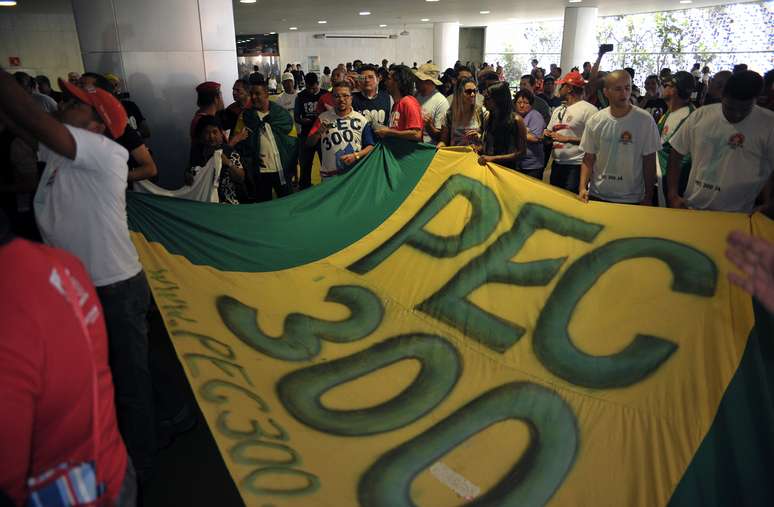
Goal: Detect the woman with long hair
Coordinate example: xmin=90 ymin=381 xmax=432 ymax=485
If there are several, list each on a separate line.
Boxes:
xmin=437 ymin=78 xmax=484 ymax=148
xmin=478 ymin=82 xmax=527 ymax=169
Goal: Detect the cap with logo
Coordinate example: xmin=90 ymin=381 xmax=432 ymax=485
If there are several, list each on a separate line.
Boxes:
xmin=58 ymin=78 xmax=128 ymax=139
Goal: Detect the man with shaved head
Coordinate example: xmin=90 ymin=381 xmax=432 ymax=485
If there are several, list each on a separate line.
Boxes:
xmin=703 ymin=70 xmax=732 ymax=106
xmin=579 ymin=70 xmax=661 ymax=205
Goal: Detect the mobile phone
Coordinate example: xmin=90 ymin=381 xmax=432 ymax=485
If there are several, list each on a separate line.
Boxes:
xmin=599 ymin=44 xmax=614 ymax=54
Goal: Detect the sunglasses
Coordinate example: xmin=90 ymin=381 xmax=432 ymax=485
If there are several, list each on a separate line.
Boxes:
xmin=463 ymin=89 xmax=477 ymax=95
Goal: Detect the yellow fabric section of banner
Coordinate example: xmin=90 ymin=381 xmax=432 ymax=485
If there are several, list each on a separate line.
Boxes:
xmin=131 ymin=147 xmax=769 ymax=507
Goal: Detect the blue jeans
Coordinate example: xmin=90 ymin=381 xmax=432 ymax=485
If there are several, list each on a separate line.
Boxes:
xmin=97 ymin=271 xmax=155 ymax=482
xmin=550 ymin=163 xmax=581 ymax=194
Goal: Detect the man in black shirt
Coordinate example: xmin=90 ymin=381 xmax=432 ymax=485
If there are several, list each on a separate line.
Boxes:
xmin=248 ymin=65 xmax=265 ymax=85
xmin=539 ymin=76 xmax=562 ymax=109
xmin=220 ymin=79 xmax=251 ymax=134
xmin=352 ymin=64 xmax=392 ymax=128
xmin=80 ymin=72 xmax=157 ymax=184
xmin=638 ymin=74 xmax=667 ymax=123
xmin=294 ymin=72 xmax=325 ymax=189
xmin=35 ymin=75 xmax=62 ymax=103
xmin=703 ymin=70 xmax=731 ymax=106
xmin=103 ymin=73 xmax=151 ymax=139
xmin=292 ymin=64 xmax=305 ymax=91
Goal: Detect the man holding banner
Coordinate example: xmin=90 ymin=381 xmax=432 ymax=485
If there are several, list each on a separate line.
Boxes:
xmin=667 ymin=70 xmax=774 ymax=213
xmin=579 ymin=70 xmax=661 ymax=205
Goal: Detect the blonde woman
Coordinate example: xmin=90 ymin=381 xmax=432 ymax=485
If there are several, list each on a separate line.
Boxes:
xmin=437 ymin=78 xmax=484 ymax=148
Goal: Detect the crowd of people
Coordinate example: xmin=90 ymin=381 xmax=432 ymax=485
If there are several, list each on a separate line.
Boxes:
xmin=1 ymin=42 xmax=773 ymax=507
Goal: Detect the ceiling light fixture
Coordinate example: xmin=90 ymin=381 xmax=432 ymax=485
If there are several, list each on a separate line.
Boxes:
xmin=569 ymin=0 xmax=582 ymax=3
xmin=420 ymin=18 xmax=430 ymax=22
xmin=379 ymin=24 xmax=388 ymax=27
xmin=480 ymin=10 xmax=491 ymax=14
xmin=239 ymin=0 xmax=257 ymax=3
xmin=269 ymin=32 xmax=277 ymax=34
xmin=318 ymin=20 xmax=327 ymax=24
xmin=359 ymin=11 xmax=371 ymax=15
xmin=289 ymin=26 xmax=298 ymax=30
xmin=0 ymin=0 xmax=17 ymax=5
xmin=679 ymin=0 xmax=692 ymax=3
xmin=426 ymin=0 xmax=440 ymax=2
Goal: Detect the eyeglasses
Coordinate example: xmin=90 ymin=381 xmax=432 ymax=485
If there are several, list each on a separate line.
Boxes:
xmin=662 ymin=83 xmax=675 ymax=88
xmin=333 ymin=94 xmax=352 ymax=99
xmin=463 ymin=89 xmax=477 ymax=95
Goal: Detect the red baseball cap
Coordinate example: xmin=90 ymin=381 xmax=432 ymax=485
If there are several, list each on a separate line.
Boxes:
xmin=196 ymin=81 xmax=221 ymax=93
xmin=58 ymin=78 xmax=128 ymax=139
xmin=557 ymin=71 xmax=587 ymax=89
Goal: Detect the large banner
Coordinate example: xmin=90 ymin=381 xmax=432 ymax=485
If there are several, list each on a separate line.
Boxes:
xmin=127 ymin=141 xmax=774 ymax=507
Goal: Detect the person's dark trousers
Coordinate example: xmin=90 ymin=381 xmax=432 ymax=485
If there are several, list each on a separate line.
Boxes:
xmin=257 ymin=171 xmax=293 ymax=201
xmin=97 ymin=271 xmax=155 ymax=484
xmin=589 ymin=195 xmax=640 ymax=204
xmin=518 ymin=167 xmax=544 ymax=181
xmin=298 ymin=136 xmax=319 ymax=190
xmin=550 ymin=163 xmax=581 ymax=194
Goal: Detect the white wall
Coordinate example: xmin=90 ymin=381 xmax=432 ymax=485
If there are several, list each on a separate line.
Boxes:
xmin=72 ymin=0 xmax=238 ymax=188
xmin=0 ymin=0 xmax=83 ymax=88
xmin=278 ymin=28 xmax=433 ymax=73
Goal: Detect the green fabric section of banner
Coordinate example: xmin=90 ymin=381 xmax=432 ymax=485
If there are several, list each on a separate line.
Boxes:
xmin=127 ymin=139 xmax=437 ymax=272
xmin=668 ymin=300 xmax=774 ymax=506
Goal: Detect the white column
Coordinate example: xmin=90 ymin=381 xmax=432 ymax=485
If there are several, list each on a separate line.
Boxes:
xmin=71 ymin=0 xmax=238 ymax=187
xmin=560 ymin=6 xmax=598 ymax=72
xmin=433 ymin=22 xmax=460 ymax=70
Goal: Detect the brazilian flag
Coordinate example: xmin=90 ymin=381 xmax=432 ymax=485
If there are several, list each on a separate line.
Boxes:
xmin=128 ymin=140 xmax=774 ymax=507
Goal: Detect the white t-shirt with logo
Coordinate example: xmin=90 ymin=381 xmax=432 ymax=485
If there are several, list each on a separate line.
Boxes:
xmin=276 ymin=92 xmax=297 ymax=117
xmin=35 ymin=125 xmax=142 ymax=287
xmin=580 ymin=106 xmax=661 ymax=203
xmin=669 ymin=104 xmax=774 ymax=212
xmin=417 ymin=90 xmax=450 ymax=144
xmin=313 ymin=110 xmax=374 ymax=178
xmin=546 ymin=100 xmax=599 ymax=165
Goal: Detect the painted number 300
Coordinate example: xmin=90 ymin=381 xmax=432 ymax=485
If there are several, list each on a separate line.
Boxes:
xmin=218 ymin=174 xmax=717 ymax=506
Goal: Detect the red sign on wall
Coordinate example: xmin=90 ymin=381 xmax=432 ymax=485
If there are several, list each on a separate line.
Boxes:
xmin=8 ymin=56 xmax=20 ymax=66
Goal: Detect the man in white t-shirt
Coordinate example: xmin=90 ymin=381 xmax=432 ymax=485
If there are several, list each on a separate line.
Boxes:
xmin=276 ymin=72 xmax=298 ymax=118
xmin=0 ymin=70 xmax=157 ymax=482
xmin=413 ymin=64 xmax=450 ymax=144
xmin=668 ymin=71 xmax=774 ymax=213
xmin=579 ymin=70 xmax=661 ymax=204
xmin=306 ymin=81 xmax=376 ymax=180
xmin=544 ymin=71 xmax=598 ymax=193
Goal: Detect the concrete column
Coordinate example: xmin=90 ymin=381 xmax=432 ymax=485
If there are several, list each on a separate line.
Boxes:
xmin=433 ymin=22 xmax=460 ymax=70
xmin=71 ymin=0 xmax=238 ymax=187
xmin=560 ymin=6 xmax=598 ymax=73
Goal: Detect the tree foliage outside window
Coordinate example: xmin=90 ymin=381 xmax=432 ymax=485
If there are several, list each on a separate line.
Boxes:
xmin=486 ymin=2 xmax=773 ymax=88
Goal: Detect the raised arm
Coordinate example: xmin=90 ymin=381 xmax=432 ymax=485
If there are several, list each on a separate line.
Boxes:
xmin=0 ymin=70 xmax=75 ymax=159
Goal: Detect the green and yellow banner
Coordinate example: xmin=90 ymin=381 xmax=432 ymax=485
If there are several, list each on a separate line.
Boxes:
xmin=127 ymin=140 xmax=774 ymax=507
